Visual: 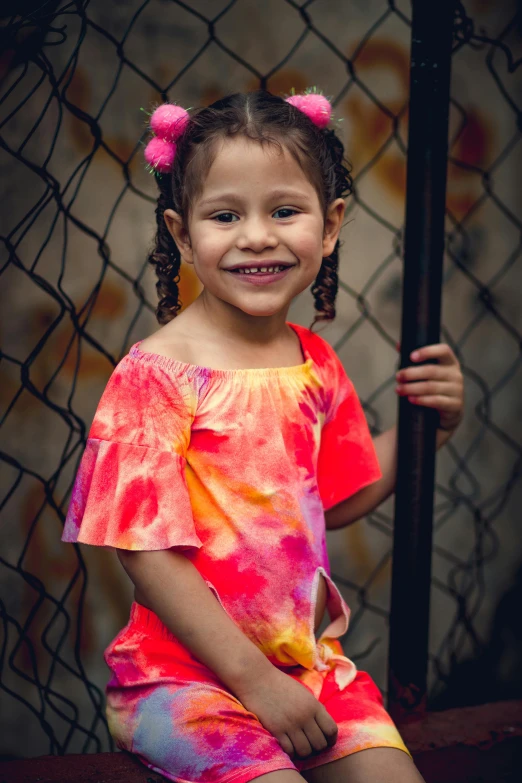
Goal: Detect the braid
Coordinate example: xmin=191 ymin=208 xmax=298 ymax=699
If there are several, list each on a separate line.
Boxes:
xmin=310 ymin=128 xmax=353 ymax=332
xmin=147 ymin=173 xmax=183 ymax=325
xmin=310 ymin=249 xmax=340 ymax=327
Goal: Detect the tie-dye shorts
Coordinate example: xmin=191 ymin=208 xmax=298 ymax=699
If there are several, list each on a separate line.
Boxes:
xmin=104 ymin=602 xmax=410 ymax=783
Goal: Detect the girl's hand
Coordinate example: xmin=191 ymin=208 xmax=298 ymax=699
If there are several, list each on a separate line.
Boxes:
xmin=233 ymin=665 xmax=338 ymax=759
xmin=395 ymin=343 xmax=464 ymax=434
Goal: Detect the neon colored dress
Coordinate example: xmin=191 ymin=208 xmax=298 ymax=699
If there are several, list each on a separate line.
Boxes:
xmin=62 ymin=321 xmax=410 ymax=783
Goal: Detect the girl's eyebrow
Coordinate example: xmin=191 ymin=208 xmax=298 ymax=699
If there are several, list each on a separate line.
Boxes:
xmin=197 ymin=189 xmax=312 ymax=208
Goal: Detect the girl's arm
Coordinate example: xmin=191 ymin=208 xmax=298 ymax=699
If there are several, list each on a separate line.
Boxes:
xmin=325 ymin=343 xmax=464 ymax=531
xmin=117 ymin=548 xmax=273 ymax=690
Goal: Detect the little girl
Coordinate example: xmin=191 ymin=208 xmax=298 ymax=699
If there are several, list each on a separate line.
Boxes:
xmin=62 ymin=89 xmax=464 ymax=783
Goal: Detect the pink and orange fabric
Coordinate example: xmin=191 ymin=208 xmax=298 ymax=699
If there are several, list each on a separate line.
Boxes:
xmin=62 ymin=322 xmax=410 ymax=782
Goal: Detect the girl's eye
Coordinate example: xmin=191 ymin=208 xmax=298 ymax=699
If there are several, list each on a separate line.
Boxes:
xmin=214 ymin=212 xmax=238 ymax=223
xmin=213 ymin=209 xmax=297 ymax=222
xmin=273 ymin=208 xmax=297 ymax=219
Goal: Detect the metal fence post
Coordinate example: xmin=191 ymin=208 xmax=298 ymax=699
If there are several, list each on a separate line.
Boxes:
xmin=387 ymin=0 xmax=456 ymax=721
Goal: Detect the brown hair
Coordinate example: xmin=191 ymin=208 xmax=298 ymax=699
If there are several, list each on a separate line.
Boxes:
xmin=147 ymin=90 xmax=353 ymax=330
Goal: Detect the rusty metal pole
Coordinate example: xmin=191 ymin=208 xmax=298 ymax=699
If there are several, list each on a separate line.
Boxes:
xmin=387 ymin=0 xmax=456 ymax=721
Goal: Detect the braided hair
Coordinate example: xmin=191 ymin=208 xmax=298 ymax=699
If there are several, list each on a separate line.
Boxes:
xmin=147 ymin=90 xmax=353 ymax=331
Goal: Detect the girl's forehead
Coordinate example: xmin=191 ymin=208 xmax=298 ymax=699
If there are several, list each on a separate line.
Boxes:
xmin=202 ymin=136 xmax=313 ymax=193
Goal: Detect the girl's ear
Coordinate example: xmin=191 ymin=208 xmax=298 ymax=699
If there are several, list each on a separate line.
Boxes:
xmin=322 ymin=198 xmax=345 ymax=258
xmin=164 ymin=209 xmax=193 ymax=264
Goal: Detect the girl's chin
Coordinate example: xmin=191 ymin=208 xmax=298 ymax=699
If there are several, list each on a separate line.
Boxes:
xmin=219 ymin=287 xmax=314 ymax=315
xmin=199 ymin=272 xmax=316 ymax=315
xmin=235 ymin=303 xmax=290 ymax=318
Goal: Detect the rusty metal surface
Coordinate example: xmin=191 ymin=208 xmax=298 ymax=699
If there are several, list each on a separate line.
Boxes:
xmin=398 ymin=698 xmax=522 ymax=752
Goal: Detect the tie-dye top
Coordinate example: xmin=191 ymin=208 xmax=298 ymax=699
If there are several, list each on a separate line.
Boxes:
xmin=62 ymin=322 xmax=381 ymax=671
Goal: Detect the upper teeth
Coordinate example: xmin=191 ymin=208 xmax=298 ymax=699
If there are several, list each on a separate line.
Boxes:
xmin=235 ymin=265 xmax=288 ymax=274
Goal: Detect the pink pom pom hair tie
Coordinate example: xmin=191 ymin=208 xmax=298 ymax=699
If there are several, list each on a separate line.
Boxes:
xmin=284 ymin=91 xmax=332 ymax=129
xmin=150 ymin=103 xmax=190 ymax=142
xmin=143 ymin=102 xmax=190 ymax=174
xmin=144 ymin=136 xmax=177 ymax=175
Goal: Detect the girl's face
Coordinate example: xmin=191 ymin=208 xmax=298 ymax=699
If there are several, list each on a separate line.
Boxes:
xmin=165 ymin=136 xmax=345 ymax=320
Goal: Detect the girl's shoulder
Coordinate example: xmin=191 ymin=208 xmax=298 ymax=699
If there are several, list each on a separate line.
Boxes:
xmin=89 ymin=342 xmax=200 ymax=449
xmin=289 ymin=322 xmax=355 ymax=417
xmin=288 ymin=321 xmax=344 ymax=373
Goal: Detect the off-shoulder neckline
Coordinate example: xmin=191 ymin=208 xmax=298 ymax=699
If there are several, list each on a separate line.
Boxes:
xmin=128 ymin=322 xmax=314 ymax=379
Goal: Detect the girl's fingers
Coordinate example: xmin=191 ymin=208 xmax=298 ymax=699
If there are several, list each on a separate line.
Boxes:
xmin=409 ymin=343 xmax=458 ymax=366
xmin=395 ymin=343 xmax=464 ymax=431
xmin=315 ymin=709 xmax=338 ymax=747
xmin=279 ymin=734 xmax=294 ymax=757
xmin=290 ymin=729 xmax=313 ymax=758
xmin=303 ymin=720 xmax=328 ymax=752
xmin=396 ymin=381 xmax=461 ymax=400
xmin=397 ymin=364 xmax=461 ymax=382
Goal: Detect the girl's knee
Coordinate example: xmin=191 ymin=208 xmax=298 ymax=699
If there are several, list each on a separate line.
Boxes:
xmin=301 ymin=747 xmax=424 ymax=783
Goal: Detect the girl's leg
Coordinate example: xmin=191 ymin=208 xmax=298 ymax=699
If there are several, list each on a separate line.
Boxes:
xmin=301 ymin=747 xmax=425 ymax=783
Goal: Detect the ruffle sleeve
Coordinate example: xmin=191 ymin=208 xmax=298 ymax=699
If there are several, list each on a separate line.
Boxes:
xmin=316 ymin=344 xmax=382 ymax=512
xmin=62 ymin=352 xmax=202 ymax=551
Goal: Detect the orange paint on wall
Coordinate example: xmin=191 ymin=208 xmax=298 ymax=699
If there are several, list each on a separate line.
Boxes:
xmin=342 ymin=39 xmax=493 ymax=221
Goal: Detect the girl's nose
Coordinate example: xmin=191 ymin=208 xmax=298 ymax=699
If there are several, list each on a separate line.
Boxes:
xmin=235 ymin=217 xmax=278 ymax=252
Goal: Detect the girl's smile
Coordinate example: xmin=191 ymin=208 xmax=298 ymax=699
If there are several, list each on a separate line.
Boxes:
xmin=225 ymin=263 xmax=295 ymax=285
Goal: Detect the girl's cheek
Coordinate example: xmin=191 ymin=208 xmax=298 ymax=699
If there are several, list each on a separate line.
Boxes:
xmin=193 ymin=232 xmax=228 ymax=258
xmin=304 ymin=218 xmax=326 ymax=246
xmin=291 ymin=225 xmax=322 ymax=255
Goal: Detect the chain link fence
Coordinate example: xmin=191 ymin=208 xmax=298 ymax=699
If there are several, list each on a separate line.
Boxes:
xmin=1 ymin=0 xmax=521 ymax=758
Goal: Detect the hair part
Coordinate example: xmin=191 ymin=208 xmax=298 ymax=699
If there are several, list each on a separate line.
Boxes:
xmin=147 ymin=90 xmax=353 ymax=330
